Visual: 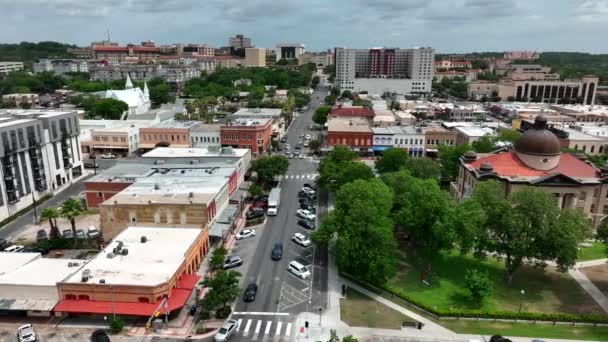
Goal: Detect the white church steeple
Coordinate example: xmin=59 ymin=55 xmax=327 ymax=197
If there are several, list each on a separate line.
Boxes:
xmin=143 ymin=81 xmax=150 ymax=100
xmin=125 ymin=73 xmax=133 ymax=89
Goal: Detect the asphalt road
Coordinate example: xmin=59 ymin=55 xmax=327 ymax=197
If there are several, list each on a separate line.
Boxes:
xmin=229 ymin=83 xmax=330 ymax=342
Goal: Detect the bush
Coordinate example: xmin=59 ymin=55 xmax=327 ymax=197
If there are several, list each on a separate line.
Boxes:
xmin=199 ymin=311 xmax=211 ymax=320
xmin=248 ymin=184 xmax=263 ymax=197
xmin=109 ymin=317 xmax=125 ymax=333
xmin=215 ymin=306 xmax=231 ymax=319
xmin=464 ymin=269 xmax=494 ymax=301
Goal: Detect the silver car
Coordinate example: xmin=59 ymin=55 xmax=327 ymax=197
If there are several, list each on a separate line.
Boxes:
xmin=214 ymin=319 xmax=238 ymax=342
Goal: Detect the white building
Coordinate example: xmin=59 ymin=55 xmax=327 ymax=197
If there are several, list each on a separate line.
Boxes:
xmin=190 ymin=124 xmax=222 ymax=148
xmin=335 ymin=47 xmax=434 ymax=94
xmin=97 ymin=75 xmax=151 ymax=116
xmin=0 ymin=62 xmax=24 ymax=75
xmin=449 ymin=104 xmax=487 ymax=121
xmin=274 ymin=43 xmax=305 ymax=61
xmin=33 ymin=59 xmax=89 ymax=75
xmin=389 ymin=126 xmax=425 ymax=157
xmin=0 ymin=109 xmax=84 ymax=222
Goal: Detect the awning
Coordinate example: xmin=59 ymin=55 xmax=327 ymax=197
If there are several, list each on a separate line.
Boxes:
xmin=210 ymin=222 xmax=231 ymax=238
xmin=92 ymin=145 xmax=128 ymax=150
xmin=0 ymin=298 xmax=58 ymax=312
xmin=373 ymin=146 xmax=390 ymax=152
xmin=426 ymin=148 xmax=439 ymax=153
xmin=53 ymin=275 xmax=199 ymax=316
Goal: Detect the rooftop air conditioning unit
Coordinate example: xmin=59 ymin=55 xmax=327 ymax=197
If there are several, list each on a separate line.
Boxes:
xmin=121 ymin=248 xmax=129 ymax=256
xmin=155 ymin=160 xmax=165 ymax=165
xmin=141 ymin=236 xmax=147 ymax=243
xmin=99 ymin=279 xmax=105 ymax=284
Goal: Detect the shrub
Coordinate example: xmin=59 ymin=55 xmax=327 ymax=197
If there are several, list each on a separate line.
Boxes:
xmin=464 ymin=269 xmax=494 ymax=302
xmin=199 ymin=311 xmax=211 ymax=320
xmin=109 ymin=317 xmax=125 ymax=333
xmin=215 ymin=306 xmax=232 ymax=319
xmin=248 ymin=184 xmax=263 ymax=197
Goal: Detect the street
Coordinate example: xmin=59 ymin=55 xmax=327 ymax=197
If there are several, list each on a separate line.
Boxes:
xmin=228 ymin=84 xmax=329 ymax=342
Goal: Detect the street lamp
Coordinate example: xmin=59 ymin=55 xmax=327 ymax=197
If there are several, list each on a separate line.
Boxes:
xmin=518 ymin=289 xmax=525 ymax=313
xmin=90 ymin=154 xmax=97 ymax=175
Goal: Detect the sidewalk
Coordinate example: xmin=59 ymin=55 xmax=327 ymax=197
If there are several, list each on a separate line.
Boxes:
xmin=569 ymin=258 xmax=608 ymax=313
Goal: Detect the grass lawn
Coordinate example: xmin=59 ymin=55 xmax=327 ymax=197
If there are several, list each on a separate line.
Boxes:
xmin=578 ymin=242 xmax=607 ymax=261
xmin=340 ymin=288 xmax=416 ymax=329
xmin=441 ymin=319 xmax=608 ymax=341
xmin=386 ymin=250 xmax=603 ymax=315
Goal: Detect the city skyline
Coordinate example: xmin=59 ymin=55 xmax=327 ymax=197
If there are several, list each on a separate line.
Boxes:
xmin=1 ymin=0 xmax=608 ymax=53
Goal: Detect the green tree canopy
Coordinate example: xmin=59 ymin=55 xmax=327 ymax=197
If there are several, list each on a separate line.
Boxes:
xmin=149 ymin=83 xmax=175 ymax=107
xmin=200 ymin=270 xmax=241 ymax=312
xmin=251 ymin=155 xmax=289 ymax=188
xmin=334 ymin=161 xmax=375 ymax=189
xmin=313 ymin=179 xmax=397 ymax=285
xmin=402 ymin=157 xmax=441 ymax=180
xmin=375 ymin=148 xmax=409 ymax=174
xmin=313 ymin=106 xmax=331 ymax=126
xmin=317 ymin=146 xmax=358 ymax=191
xmin=438 ymin=143 xmax=471 ymax=180
xmin=60 ymin=197 xmax=85 ymax=237
xmin=90 ymin=98 xmax=128 ymax=120
xmin=472 ymin=135 xmax=497 ymax=153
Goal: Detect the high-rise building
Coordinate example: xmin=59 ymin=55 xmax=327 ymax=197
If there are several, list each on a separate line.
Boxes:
xmin=229 ymin=34 xmax=253 ymax=49
xmin=245 ymin=48 xmax=266 ymax=67
xmin=334 ymin=47 xmax=434 ymax=94
xmin=274 ymin=43 xmax=305 ymax=61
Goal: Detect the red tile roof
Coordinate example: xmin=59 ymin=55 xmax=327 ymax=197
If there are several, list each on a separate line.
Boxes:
xmin=330 ymin=107 xmax=374 ymax=118
xmin=53 ymin=275 xmax=199 ymax=316
xmin=93 ymin=46 xmax=129 ymax=52
xmin=469 ymin=151 xmax=598 ymax=179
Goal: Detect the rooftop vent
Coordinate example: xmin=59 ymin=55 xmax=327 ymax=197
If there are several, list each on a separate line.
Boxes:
xmin=154 ymin=160 xmax=165 ymax=165
xmin=154 ymin=183 xmax=160 ymax=190
xmin=141 ymin=236 xmax=147 ymax=243
xmin=190 ymin=160 xmax=199 ymax=164
xmin=189 ymin=192 xmax=194 ymax=198
xmin=99 ymin=279 xmax=105 ymax=284
xmin=462 ymin=151 xmax=477 ymax=163
xmin=479 ymin=162 xmax=494 ymax=173
xmin=121 ymin=248 xmax=129 ymax=256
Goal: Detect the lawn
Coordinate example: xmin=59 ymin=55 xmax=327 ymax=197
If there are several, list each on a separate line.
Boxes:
xmin=578 ymin=242 xmax=607 ymax=261
xmin=441 ymin=319 xmax=608 ymax=341
xmin=340 ymin=288 xmax=416 ymax=329
xmin=385 ymin=250 xmax=603 ymax=315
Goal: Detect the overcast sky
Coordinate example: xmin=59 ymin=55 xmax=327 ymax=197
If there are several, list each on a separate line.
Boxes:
xmin=1 ymin=0 xmax=607 ymax=53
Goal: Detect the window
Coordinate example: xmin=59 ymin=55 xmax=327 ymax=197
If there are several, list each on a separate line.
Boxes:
xmin=97 ymin=192 xmax=102 ymax=198
xmin=579 ymin=191 xmax=587 ymax=200
xmin=129 ymin=211 xmax=137 ymax=223
xmin=603 ymin=205 xmax=608 ymax=214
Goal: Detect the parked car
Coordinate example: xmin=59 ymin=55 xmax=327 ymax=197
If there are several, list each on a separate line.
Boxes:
xmin=298 ymin=190 xmax=316 ymax=199
xmin=0 ymin=238 xmax=9 ymax=251
xmin=253 ymin=195 xmax=269 ymax=203
xmin=16 ymin=324 xmax=36 ymax=342
xmin=300 ymin=204 xmax=316 ymax=213
xmin=84 ymin=161 xmax=99 ymax=169
xmin=299 ymin=153 xmax=304 ymax=159
xmin=296 ymin=209 xmax=316 ymax=221
xmin=101 ymin=153 xmax=116 ymax=159
xmin=303 ymin=183 xmax=316 ymax=191
xmin=36 ymin=229 xmax=48 ymax=242
xmin=87 ymin=226 xmax=100 ymax=239
xmin=298 ymin=219 xmax=316 ymax=230
xmin=62 ymin=229 xmax=74 ymax=239
xmin=246 ymin=209 xmax=265 ymax=221
xmin=280 ymin=136 xmax=288 ymax=143
xmin=236 ymin=229 xmax=256 ymax=240
xmin=76 ymin=229 xmax=86 ymax=239
xmin=4 ymin=245 xmax=25 ymax=253
xmin=305 ymin=134 xmax=311 ymax=140
xmin=288 ymin=260 xmax=311 ymax=280
xmin=292 ymin=233 xmax=312 ymax=247
xmin=214 ymin=319 xmax=238 ymax=342
xmin=250 ymin=201 xmax=267 ymax=210
xmin=90 ymin=329 xmax=111 ymax=342
xmin=223 ymin=256 xmax=243 ymax=270
xmin=299 ymin=197 xmax=315 ymax=205
xmin=243 ymin=283 xmax=258 ymax=302
xmin=295 ymin=144 xmax=302 ymax=150
xmin=301 ymin=187 xmax=316 ymax=196
xmin=271 ymin=242 xmax=283 ymax=261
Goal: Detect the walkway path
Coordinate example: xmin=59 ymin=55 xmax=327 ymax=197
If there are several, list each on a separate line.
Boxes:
xmin=569 ymin=258 xmax=608 ymax=313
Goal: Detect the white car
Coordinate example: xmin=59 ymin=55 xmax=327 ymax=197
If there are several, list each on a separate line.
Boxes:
xmin=296 ymin=209 xmax=316 ymax=221
xmin=292 ymin=233 xmax=312 ymax=247
xmin=17 ymin=324 xmax=36 ymax=342
xmin=214 ymin=319 xmax=238 ymax=342
xmin=305 ymin=134 xmax=311 ymax=140
xmin=301 ymin=187 xmax=316 ymax=196
xmin=101 ymin=153 xmax=116 ymax=159
xmin=236 ymin=229 xmax=256 ymax=240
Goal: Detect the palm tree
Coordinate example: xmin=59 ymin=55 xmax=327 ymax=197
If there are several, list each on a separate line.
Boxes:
xmin=40 ymin=207 xmax=60 ymax=239
xmin=60 ymin=198 xmax=84 ymax=238
xmin=185 ymin=101 xmax=196 ymax=118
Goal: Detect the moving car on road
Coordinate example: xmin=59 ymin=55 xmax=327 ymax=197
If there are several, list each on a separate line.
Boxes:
xmin=223 ymin=256 xmax=243 ymax=270
xmin=271 ymin=242 xmax=283 ymax=260
xmin=100 ymin=153 xmax=116 ymax=159
xmin=214 ymin=319 xmax=238 ymax=342
xmin=236 ymin=229 xmax=256 ymax=240
xmin=292 ymin=233 xmax=312 ymax=247
xmin=16 ymin=324 xmax=36 ymax=342
xmin=243 ymin=283 xmax=258 ymax=302
xmin=288 ymin=261 xmax=311 ymax=280
xmin=296 ymin=209 xmax=316 ymax=221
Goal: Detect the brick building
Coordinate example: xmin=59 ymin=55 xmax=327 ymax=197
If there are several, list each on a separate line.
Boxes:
xmin=327 ymin=116 xmax=373 ymax=152
xmin=139 ymin=122 xmax=200 ymax=151
xmin=220 ymin=119 xmax=273 ymax=156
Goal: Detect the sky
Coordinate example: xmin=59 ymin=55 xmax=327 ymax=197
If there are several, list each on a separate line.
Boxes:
xmin=1 ymin=0 xmax=608 ymax=53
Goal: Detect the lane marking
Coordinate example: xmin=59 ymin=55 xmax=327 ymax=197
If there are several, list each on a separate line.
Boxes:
xmin=286 ymin=323 xmax=292 ymax=336
xmin=244 ymin=319 xmax=252 ymax=334
xmin=264 ymin=321 xmax=272 ymax=335
xmin=255 ymin=320 xmax=262 ymax=334
xmin=233 ymin=312 xmax=290 ymax=316
xmin=275 ymin=322 xmax=283 ymax=336
xmin=237 ymin=318 xmax=243 ymax=331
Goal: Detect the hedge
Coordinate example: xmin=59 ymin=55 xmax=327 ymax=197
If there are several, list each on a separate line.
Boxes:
xmin=342 ymin=272 xmax=608 ymax=324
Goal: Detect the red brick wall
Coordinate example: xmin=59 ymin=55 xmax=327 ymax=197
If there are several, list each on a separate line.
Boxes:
xmin=84 ymin=181 xmax=133 ymax=208
xmin=220 ymin=121 xmax=272 ymax=156
xmin=327 ymin=131 xmax=373 ymax=148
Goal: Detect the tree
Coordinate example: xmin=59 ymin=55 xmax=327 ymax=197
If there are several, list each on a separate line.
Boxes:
xmin=149 ymin=83 xmax=175 ymax=107
xmin=351 ymin=98 xmax=372 ymax=108
xmin=91 ymin=98 xmax=128 ymax=120
xmin=60 ymin=198 xmax=84 ymax=238
xmin=472 ymin=135 xmax=497 ymax=153
xmin=311 ymin=75 xmax=320 ymax=89
xmin=282 ymin=96 xmax=296 ymax=125
xmin=470 ymin=181 xmax=591 ymax=284
xmin=313 ymin=106 xmax=331 ymax=126
xmin=324 ymin=95 xmax=337 ymax=106
xmin=308 ymin=139 xmax=321 ymax=154
xmin=9 ymin=86 xmax=31 ymax=94
xmin=335 ymin=161 xmax=374 ymax=189
xmin=251 ymin=155 xmax=289 ymax=188
xmin=438 ymin=143 xmax=471 ymax=180
xmin=597 ymin=220 xmax=608 ymax=257
xmin=496 ymin=129 xmax=521 ymax=145
xmin=313 ymin=179 xmax=397 ymax=285
xmin=464 ymin=269 xmax=494 ymax=302
xmin=317 ymin=146 xmax=358 ymax=191
xmin=341 ymin=90 xmax=352 ymax=99
xmin=248 ymin=183 xmax=263 ymax=197
xmin=210 ymin=246 xmax=228 ymax=270
xmin=40 ymin=207 xmax=60 ymax=239
xmin=200 ymin=270 xmax=241 ymax=313
xmin=507 ymin=96 xmax=516 ymax=102
xmin=375 ymin=148 xmax=409 ymax=174
xmin=402 ymin=157 xmax=441 ymax=180
xmin=342 ymin=336 xmax=358 ymax=342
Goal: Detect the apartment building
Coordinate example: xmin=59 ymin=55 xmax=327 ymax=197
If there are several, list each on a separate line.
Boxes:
xmin=335 ymin=47 xmax=434 ymax=94
xmin=274 ymin=43 xmax=305 ymax=61
xmin=33 ymin=59 xmax=89 ymax=75
xmin=93 ymin=45 xmax=160 ymax=63
xmin=434 ymin=60 xmax=472 ymax=70
xmin=0 ymin=110 xmax=83 ymax=222
xmin=245 ymin=48 xmax=266 ymax=67
xmin=190 ymin=124 xmax=221 ymax=148
xmin=0 ymin=62 xmax=24 ymax=75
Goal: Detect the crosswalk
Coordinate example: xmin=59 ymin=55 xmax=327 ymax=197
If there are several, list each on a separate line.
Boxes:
xmin=236 ymin=318 xmax=293 ymax=340
xmin=283 ymin=173 xmax=318 ymax=180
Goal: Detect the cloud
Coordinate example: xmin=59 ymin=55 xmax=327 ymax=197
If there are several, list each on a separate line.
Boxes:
xmin=575 ymin=0 xmax=608 ymax=22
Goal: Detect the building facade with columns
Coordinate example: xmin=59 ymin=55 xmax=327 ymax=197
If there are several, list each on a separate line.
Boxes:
xmin=451 ymin=115 xmax=608 ymax=228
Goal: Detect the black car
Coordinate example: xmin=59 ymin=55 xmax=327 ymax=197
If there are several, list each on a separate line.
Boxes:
xmin=303 ymin=183 xmax=316 ymax=190
xmin=243 ymin=283 xmax=258 ymax=302
xmin=253 ymin=195 xmax=269 ymax=203
xmin=91 ymin=329 xmax=111 ymax=342
xmin=271 ymin=242 xmax=283 ymax=260
xmin=36 ymin=229 xmax=48 ymax=242
xmin=246 ymin=209 xmax=265 ymax=220
xmin=298 ymin=219 xmax=316 ymax=230
xmin=295 ymin=144 xmax=302 ymax=150
xmin=280 ymin=136 xmax=288 ymax=143
xmin=298 ymin=190 xmax=316 ymax=199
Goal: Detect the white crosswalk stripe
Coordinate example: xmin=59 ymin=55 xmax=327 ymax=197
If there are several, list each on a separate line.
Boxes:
xmin=237 ymin=318 xmax=243 ymax=331
xmin=233 ymin=319 xmax=294 ymax=338
xmin=275 ymin=321 xmax=283 ymax=336
xmin=286 ymin=323 xmax=292 ymax=336
xmin=255 ymin=320 xmax=262 ymax=334
xmin=284 ymin=173 xmax=318 ymax=180
xmin=264 ymin=321 xmax=272 ymax=335
xmin=244 ymin=319 xmax=252 ymax=335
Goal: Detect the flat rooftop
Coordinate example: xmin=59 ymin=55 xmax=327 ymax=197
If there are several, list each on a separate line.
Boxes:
xmin=328 ymin=117 xmax=372 ymax=133
xmin=562 ymin=127 xmax=605 ymax=141
xmin=105 ymin=178 xmax=224 ymax=205
xmin=0 ymin=257 xmax=84 ymax=286
xmin=148 ymin=121 xmax=200 ymax=129
xmin=454 ymin=126 xmax=495 ymax=137
xmin=87 ymin=162 xmax=236 ymax=183
xmin=0 ymin=252 xmax=40 ymax=276
xmin=0 ymin=119 xmax=37 ymax=129
xmin=63 ymin=227 xmax=202 ymax=286
xmin=223 ymin=118 xmax=272 ymax=126
xmin=143 ymin=147 xmax=249 ymax=158
xmin=232 ymin=108 xmax=282 ymax=117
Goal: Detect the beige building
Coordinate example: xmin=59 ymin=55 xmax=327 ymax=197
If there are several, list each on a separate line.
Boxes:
xmin=451 ymin=115 xmax=608 ymax=228
xmin=298 ymin=52 xmax=334 ymax=67
xmin=245 ymin=48 xmax=266 ymax=67
xmin=2 ymin=93 xmax=39 ymax=107
xmin=0 ymin=62 xmax=24 ymax=75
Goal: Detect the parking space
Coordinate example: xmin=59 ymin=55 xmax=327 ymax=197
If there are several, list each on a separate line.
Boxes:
xmin=225 ymin=222 xmax=267 ymax=287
